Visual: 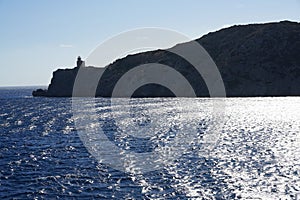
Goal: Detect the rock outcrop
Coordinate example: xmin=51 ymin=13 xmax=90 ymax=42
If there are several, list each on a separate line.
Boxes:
xmin=33 ymin=21 xmax=300 ymax=97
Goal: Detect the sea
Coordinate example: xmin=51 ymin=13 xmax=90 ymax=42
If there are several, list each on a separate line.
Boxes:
xmin=0 ymin=87 xmax=299 ymax=199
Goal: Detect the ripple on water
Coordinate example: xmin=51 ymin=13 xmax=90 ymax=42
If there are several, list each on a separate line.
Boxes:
xmin=0 ymin=97 xmax=299 ymax=199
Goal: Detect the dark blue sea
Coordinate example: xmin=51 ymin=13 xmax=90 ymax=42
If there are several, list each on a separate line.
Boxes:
xmin=0 ymin=87 xmax=299 ymax=199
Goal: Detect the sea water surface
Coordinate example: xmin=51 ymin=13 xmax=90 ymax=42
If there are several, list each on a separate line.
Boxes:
xmin=0 ymin=87 xmax=299 ymax=199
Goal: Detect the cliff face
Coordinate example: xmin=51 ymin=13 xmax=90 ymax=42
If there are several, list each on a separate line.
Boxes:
xmin=33 ymin=21 xmax=300 ymax=97
xmin=33 ymin=68 xmax=78 ymax=97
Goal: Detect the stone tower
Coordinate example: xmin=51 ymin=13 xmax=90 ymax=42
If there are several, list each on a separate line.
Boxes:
xmin=76 ymin=56 xmax=85 ymax=67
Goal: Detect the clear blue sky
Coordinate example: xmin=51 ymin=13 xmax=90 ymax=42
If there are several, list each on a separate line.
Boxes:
xmin=0 ymin=0 xmax=299 ymax=86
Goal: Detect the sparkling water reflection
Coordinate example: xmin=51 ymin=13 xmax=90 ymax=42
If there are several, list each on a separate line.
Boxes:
xmin=0 ymin=88 xmax=299 ymax=199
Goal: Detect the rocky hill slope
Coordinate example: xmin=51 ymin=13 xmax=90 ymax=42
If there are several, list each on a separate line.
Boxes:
xmin=33 ymin=21 xmax=300 ymax=97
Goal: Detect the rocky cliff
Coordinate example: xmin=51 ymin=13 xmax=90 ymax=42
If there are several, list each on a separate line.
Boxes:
xmin=33 ymin=21 xmax=300 ymax=97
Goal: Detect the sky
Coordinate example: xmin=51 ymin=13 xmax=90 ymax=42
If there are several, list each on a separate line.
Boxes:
xmin=0 ymin=0 xmax=299 ymax=86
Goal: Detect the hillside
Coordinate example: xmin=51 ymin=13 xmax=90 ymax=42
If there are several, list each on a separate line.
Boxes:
xmin=33 ymin=21 xmax=300 ymax=97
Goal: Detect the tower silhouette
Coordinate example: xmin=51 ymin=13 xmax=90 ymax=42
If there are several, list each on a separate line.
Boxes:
xmin=76 ymin=56 xmax=84 ymax=67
